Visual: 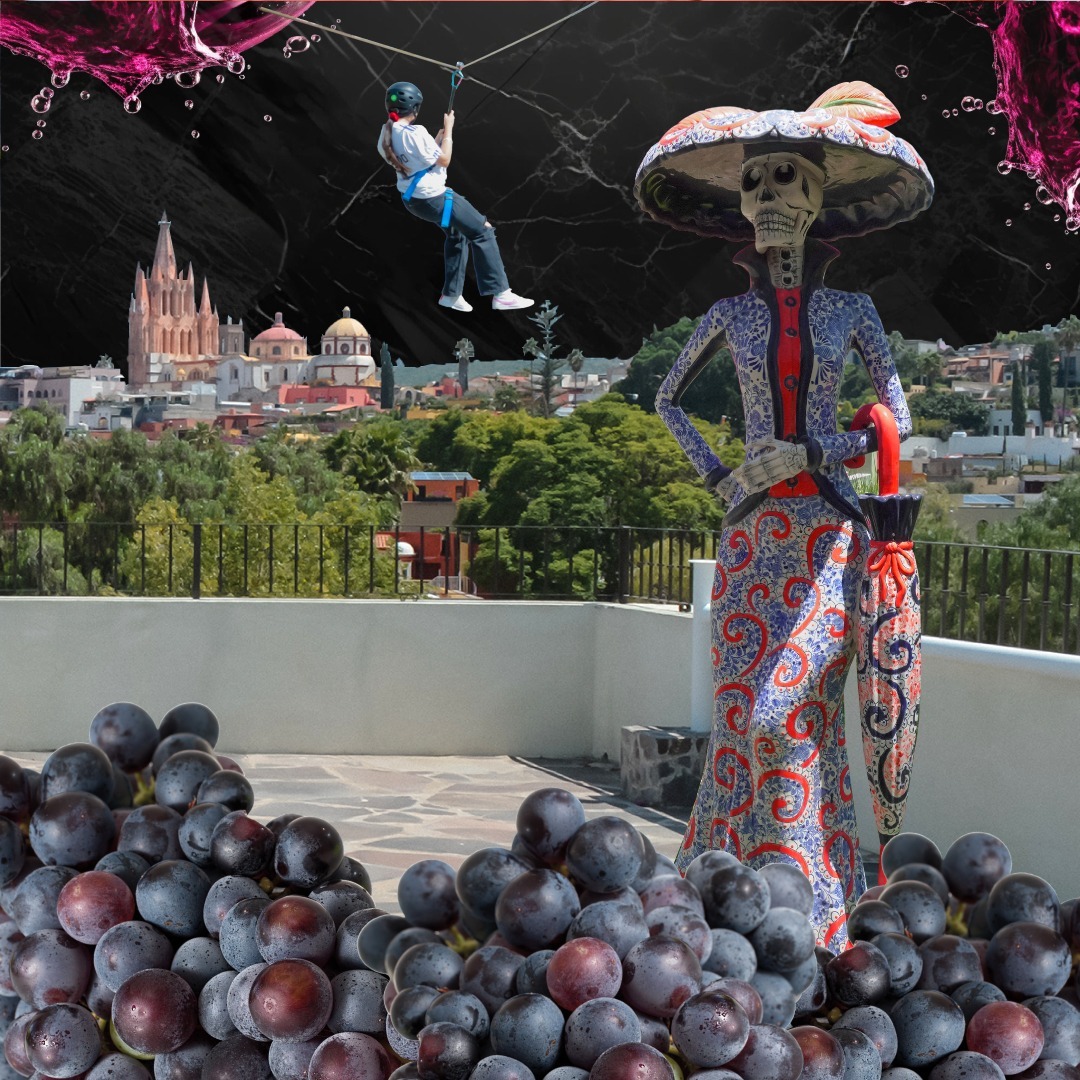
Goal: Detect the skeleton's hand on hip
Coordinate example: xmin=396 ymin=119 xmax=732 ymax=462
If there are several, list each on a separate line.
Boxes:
xmin=731 ymin=440 xmax=809 ymax=495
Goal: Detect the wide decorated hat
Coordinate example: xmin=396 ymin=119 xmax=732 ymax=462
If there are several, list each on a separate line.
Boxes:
xmin=635 ymin=81 xmax=933 ymax=241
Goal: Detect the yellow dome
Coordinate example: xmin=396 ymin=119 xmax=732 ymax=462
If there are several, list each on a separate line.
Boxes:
xmin=324 ymin=305 xmax=369 ymax=338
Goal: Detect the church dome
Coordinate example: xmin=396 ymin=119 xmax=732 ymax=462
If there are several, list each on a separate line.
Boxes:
xmin=324 ymin=305 xmax=369 ymax=338
xmin=253 ymin=312 xmax=303 ymax=342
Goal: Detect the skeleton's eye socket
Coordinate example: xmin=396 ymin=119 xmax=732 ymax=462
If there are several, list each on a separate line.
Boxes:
xmin=773 ymin=162 xmax=797 ymax=185
xmin=741 ymin=167 xmax=763 ymax=192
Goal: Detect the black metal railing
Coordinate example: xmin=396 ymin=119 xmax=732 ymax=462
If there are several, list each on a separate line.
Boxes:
xmin=2 ymin=522 xmax=1077 ymax=654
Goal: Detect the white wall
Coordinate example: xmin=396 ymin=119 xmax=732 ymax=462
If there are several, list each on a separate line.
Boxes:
xmin=2 ymin=598 xmax=1077 ymax=897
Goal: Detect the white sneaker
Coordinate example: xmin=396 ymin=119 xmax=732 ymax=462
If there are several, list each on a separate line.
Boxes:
xmin=492 ymin=290 xmax=534 ymax=311
xmin=439 ymin=295 xmax=473 ymax=312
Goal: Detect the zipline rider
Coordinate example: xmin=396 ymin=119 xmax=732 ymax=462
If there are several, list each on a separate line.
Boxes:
xmin=377 ymin=80 xmax=533 ymax=314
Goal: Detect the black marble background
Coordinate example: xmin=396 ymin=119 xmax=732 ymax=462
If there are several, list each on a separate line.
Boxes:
xmin=1 ymin=2 xmax=1077 ymax=373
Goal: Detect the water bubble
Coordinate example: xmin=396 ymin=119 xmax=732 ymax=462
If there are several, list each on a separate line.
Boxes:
xmin=311 ymin=33 xmax=321 ymax=42
xmin=123 ymin=94 xmax=142 ymax=114
xmin=1005 ymin=218 xmax=1013 ymax=226
xmin=227 ymin=56 xmax=246 ymax=75
xmin=50 ymin=69 xmax=71 ymax=88
xmin=1023 ymin=202 xmax=1031 ymax=210
xmin=997 ymin=160 xmax=1012 ymax=175
xmin=176 ymin=70 xmax=201 ymax=89
xmin=988 ymin=126 xmax=996 ymax=135
xmin=287 ymin=35 xmax=310 ymax=52
xmin=1067 ymin=215 xmax=1080 ymax=232
xmin=263 ymin=114 xmax=272 ymax=121
xmin=184 ymin=99 xmax=194 ymax=109
xmin=41 ymin=88 xmax=54 ymax=100
xmin=942 ymin=109 xmax=951 ymax=118
xmin=1036 ymin=185 xmax=1053 ymax=204
xmin=191 ymin=129 xmax=200 ymax=139
xmin=987 ymin=98 xmax=1003 ymax=114
xmin=215 ymin=74 xmax=225 ymax=84
xmin=951 ymin=108 xmax=959 ymax=116
xmin=238 ymin=74 xmax=245 ymax=80
xmin=30 ymin=95 xmax=51 ymax=114
xmin=152 ymin=74 xmax=164 ymax=85
xmin=921 ymin=93 xmax=927 ymax=101
xmin=1 ymin=145 xmax=8 ymax=152
xmin=961 ymin=95 xmax=976 ymax=111
xmin=283 ymin=47 xmax=292 ymax=58
xmin=1054 ymin=213 xmax=1061 ymax=221
xmin=1046 ymin=263 xmax=1052 ymax=270
xmin=974 ymin=98 xmax=984 ymax=109
xmin=895 ymin=65 xmax=909 ymax=78
xmin=36 ymin=119 xmax=46 ymax=129
xmin=79 ymin=89 xmax=90 ymax=101
xmin=31 ymin=130 xmax=43 ymax=140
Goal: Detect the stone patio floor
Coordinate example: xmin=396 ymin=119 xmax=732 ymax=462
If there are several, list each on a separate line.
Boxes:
xmin=10 ymin=753 xmax=691 ymax=912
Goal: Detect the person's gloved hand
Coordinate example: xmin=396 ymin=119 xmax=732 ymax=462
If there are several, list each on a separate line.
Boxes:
xmin=726 ymin=439 xmax=812 ymax=497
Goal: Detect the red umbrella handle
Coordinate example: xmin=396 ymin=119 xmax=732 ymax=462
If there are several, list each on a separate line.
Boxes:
xmin=846 ymin=403 xmax=900 ymax=496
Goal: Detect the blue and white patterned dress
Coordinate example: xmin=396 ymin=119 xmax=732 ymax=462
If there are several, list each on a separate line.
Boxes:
xmin=656 ymin=240 xmax=911 ymax=950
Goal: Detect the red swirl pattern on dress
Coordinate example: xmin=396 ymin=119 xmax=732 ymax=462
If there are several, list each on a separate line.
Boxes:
xmin=758 ymin=769 xmax=810 ymax=823
xmin=709 ymin=818 xmax=741 ymax=859
xmin=771 ymin=643 xmax=809 ymax=687
xmin=746 ymin=843 xmax=810 ymax=877
xmin=807 ymin=523 xmax=860 ymax=570
xmin=723 ymin=612 xmax=768 ymax=678
xmin=716 ymin=682 xmax=755 ymax=735
xmin=784 ymin=577 xmax=822 ymax=638
xmin=754 ymin=510 xmax=792 ymax=545
xmin=713 ymin=748 xmax=754 ymax=817
xmin=727 ymin=530 xmax=753 ymax=572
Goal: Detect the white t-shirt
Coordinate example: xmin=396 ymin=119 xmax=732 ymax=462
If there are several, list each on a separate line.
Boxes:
xmin=376 ymin=120 xmax=447 ymax=199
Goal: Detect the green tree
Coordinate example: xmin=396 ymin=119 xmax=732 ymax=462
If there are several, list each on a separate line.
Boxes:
xmin=1033 ymin=338 xmax=1055 ymax=424
xmin=491 ymin=383 xmax=523 ymax=412
xmin=0 ymin=403 xmax=72 ymax=522
xmin=523 ymin=301 xmax=581 ymax=419
xmin=1011 ymin=361 xmax=1027 ymax=435
xmin=321 ymin=419 xmax=420 ymax=516
xmin=908 ymin=389 xmax=990 ymax=438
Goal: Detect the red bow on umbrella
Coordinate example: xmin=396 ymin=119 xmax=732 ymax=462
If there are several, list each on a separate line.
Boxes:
xmin=868 ymin=539 xmax=917 ymax=606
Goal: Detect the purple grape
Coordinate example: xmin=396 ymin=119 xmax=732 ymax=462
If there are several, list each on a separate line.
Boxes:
xmin=307 ymin=880 xmax=374 ymax=927
xmin=307 ymin=1031 xmax=393 ymax=1079
xmin=710 ymin=977 xmax=765 ymax=1025
xmin=87 ymin=1050 xmax=154 ymax=1078
xmin=468 ymin=1057 xmax=537 ymax=1079
xmin=416 ymin=1020 xmax=480 ymax=1079
xmin=392 ymin=941 xmax=464 ymax=993
xmin=514 ymin=949 xmax=554 ymax=996
xmin=218 ymin=895 xmax=271 ymax=971
xmin=942 ymin=833 xmax=1012 ymax=904
xmin=833 ymin=1027 xmax=883 ymax=1080
xmin=757 ymin=862 xmax=815 ymax=916
xmin=158 ymin=703 xmax=220 ymax=748
xmin=268 ymin=1035 xmax=323 ymax=1080
xmin=951 ymin=980 xmax=1007 ymax=1022
xmin=703 ymin=928 xmax=759 ymax=981
xmin=0 ymin=818 xmax=25 ymax=888
xmin=202 ymin=874 xmax=267 ymax=938
xmin=890 ymin=990 xmax=965 ymax=1068
xmin=390 ymin=983 xmax=442 ymax=1040
xmin=10 ymin=928 xmax=93 ymax=1007
xmin=225 ymin=961 xmax=271 ymax=1043
xmin=111 ymin=967 xmax=198 ymax=1054
xmin=881 ymin=833 xmax=943 ymax=877
xmin=29 ymin=792 xmax=115 ymax=868
xmin=966 ymin=1001 xmax=1046 ymax=1075
xmin=93 ymin=851 xmax=149 ymax=894
xmin=210 ymin=811 xmax=275 ymax=877
xmin=89 ymin=703 xmax=158 ymax=773
xmin=831 ymin=1005 xmax=898 ymax=1068
xmin=248 ymin=958 xmax=333 ymax=1042
xmin=869 ymin=933 xmax=923 ymax=996
xmin=255 ymin=896 xmax=335 ymax=966
xmin=988 ymin=874 xmax=1061 ymax=934
xmin=3 ymin=1011 xmax=36 ymax=1076
xmin=793 ymin=960 xmax=828 ymax=1021
xmin=567 ymin=898 xmax=649 ymax=961
xmin=670 ymin=989 xmax=749 ymax=1069
xmin=200 ymin=1033 xmax=274 ymax=1080
xmin=489 ymin=995 xmax=563 ymax=1074
xmin=460 ymin=946 xmax=526 ymax=1015
xmin=749 ymin=906 xmax=816 ymax=973
xmin=639 ymin=875 xmax=705 ymax=917
xmin=560 ymin=996 xmax=640 ymax=1070
xmin=178 ymin=802 xmax=229 ymax=868
xmin=620 ymin=935 xmax=702 ymax=1019
xmin=826 ymin=941 xmax=892 ymax=1007
xmin=0 ymin=756 xmax=32 ymax=824
xmin=40 ymin=742 xmax=115 ymax=803
xmin=646 ymin=904 xmax=712 ymax=961
xmin=272 ymin=817 xmax=344 ymax=889
xmin=564 ymin=816 xmax=645 ymax=894
xmin=334 ymin=907 xmax=386 ymax=971
xmin=494 ymin=869 xmax=580 ymax=951
xmin=1015 ymin=1063 xmax=1080 ymax=1080
xmin=986 ymin=922 xmax=1072 ymax=998
xmin=705 ymin=865 xmax=771 ymax=934
xmin=397 ymin=859 xmax=458 ymax=930
xmin=727 ymin=1024 xmax=805 ymax=1080
xmin=327 ymin=969 xmax=388 ymax=1035
xmin=916 ymin=934 xmax=984 ymax=992
xmin=198 ymin=968 xmax=238 ymax=1040
xmin=56 ymin=870 xmax=136 ymax=945
xmin=515 ymin=788 xmax=585 ymax=865
xmin=848 ymin=901 xmax=907 ymax=942
xmin=93 ymin=920 xmax=173 ymax=993
xmin=454 ymin=848 xmax=531 ymax=923
xmin=790 ymin=1026 xmax=847 ymax=1080
xmin=387 ymin=1064 xmax=424 ymax=1080
xmin=357 ymin=913 xmax=411 ymax=974
xmin=25 ymin=1002 xmax=101 ymax=1078
xmin=1021 ymin=996 xmax=1080 ymax=1066
xmin=544 ymin=936 xmax=621 ymax=1011
xmin=885 ymin=864 xmax=951 ymax=907
xmin=135 ymin=860 xmax=211 ymax=937
xmin=151 ymin=1029 xmax=218 ymax=1079
xmin=10 ymin=865 xmax=78 ymax=933
xmin=170 ymin=936 xmax=230 ymax=992
xmin=879 ymin=879 xmax=947 ymax=943
xmin=750 ymin=970 xmax=798 ymax=1027
xmin=928 ymin=1052 xmax=1007 ymax=1080
xmin=195 ymin=770 xmax=255 ymax=813
xmin=590 ymin=1042 xmax=676 ymax=1078
xmin=117 ymin=804 xmax=184 ymax=864
xmin=326 ymin=854 xmax=373 ymax=892
xmin=424 ymin=991 xmax=489 ymax=1040
xmin=151 ymin=734 xmax=215 ymax=776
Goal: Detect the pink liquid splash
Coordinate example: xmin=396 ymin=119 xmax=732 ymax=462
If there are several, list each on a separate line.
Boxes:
xmin=0 ymin=1 xmax=314 ymax=105
xmin=939 ymin=0 xmax=1080 ymax=230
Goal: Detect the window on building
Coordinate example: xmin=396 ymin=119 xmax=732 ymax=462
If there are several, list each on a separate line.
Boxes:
xmin=341 ymin=343 xmax=351 ymax=354
xmin=272 ymin=346 xmax=281 ymax=356
xmin=417 ymin=485 xmax=427 ymax=499
xmin=324 ymin=343 xmax=331 ymax=353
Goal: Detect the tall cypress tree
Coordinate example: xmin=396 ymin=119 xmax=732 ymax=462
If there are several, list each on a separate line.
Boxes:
xmin=1011 ymin=360 xmax=1027 ymax=436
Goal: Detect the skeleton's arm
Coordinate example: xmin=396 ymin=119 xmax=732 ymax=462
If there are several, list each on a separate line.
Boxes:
xmin=655 ymin=304 xmax=732 ymax=492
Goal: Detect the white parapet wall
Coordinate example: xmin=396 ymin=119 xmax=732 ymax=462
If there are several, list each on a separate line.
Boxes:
xmin=2 ymin=597 xmax=1078 ymax=896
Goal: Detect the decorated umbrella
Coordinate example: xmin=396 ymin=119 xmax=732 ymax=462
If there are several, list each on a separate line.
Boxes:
xmin=850 ymin=403 xmax=923 ymax=884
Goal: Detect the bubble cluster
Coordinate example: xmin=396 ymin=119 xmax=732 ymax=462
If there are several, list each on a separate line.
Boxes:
xmin=50 ymin=69 xmax=71 ymax=88
xmin=30 ymin=94 xmax=50 ymax=114
xmin=283 ymin=34 xmax=310 ymax=57
xmin=226 ymin=56 xmax=246 ymax=75
xmin=961 ymin=95 xmax=978 ymax=111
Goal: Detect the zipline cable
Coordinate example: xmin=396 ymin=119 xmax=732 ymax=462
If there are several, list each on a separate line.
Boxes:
xmin=462 ymin=2 xmax=599 ymax=68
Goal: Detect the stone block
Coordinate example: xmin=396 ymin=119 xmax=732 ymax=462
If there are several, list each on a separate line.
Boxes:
xmin=620 ymin=725 xmax=708 ymax=809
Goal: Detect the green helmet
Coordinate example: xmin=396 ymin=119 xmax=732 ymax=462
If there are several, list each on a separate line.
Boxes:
xmin=386 ymin=81 xmax=423 ymax=117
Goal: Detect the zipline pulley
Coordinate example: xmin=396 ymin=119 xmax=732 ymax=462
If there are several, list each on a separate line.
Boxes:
xmin=447 ymin=62 xmax=465 ymax=112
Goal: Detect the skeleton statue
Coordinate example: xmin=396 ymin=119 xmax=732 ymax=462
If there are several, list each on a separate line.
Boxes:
xmin=634 ymin=83 xmax=933 ymax=948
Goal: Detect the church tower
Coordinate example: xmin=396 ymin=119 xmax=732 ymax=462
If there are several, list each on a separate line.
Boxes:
xmin=126 ymin=212 xmax=222 ymax=387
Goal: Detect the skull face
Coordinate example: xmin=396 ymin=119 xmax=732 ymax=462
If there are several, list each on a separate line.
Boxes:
xmin=740 ymin=153 xmax=825 ymax=252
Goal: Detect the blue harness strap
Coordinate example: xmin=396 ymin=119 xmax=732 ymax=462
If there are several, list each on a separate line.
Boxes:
xmin=402 ymin=168 xmax=454 ymax=229
xmin=440 ymin=190 xmax=454 ymax=228
xmin=402 ymin=166 xmax=430 ymax=202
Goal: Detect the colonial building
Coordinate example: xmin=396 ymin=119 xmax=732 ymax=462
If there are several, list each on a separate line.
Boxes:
xmin=127 ymin=213 xmax=222 ymax=388
xmin=309 ymin=306 xmax=375 ymax=385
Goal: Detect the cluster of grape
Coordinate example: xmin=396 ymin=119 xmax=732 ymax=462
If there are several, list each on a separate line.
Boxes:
xmin=1 ymin=703 xmax=1078 ymax=1080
